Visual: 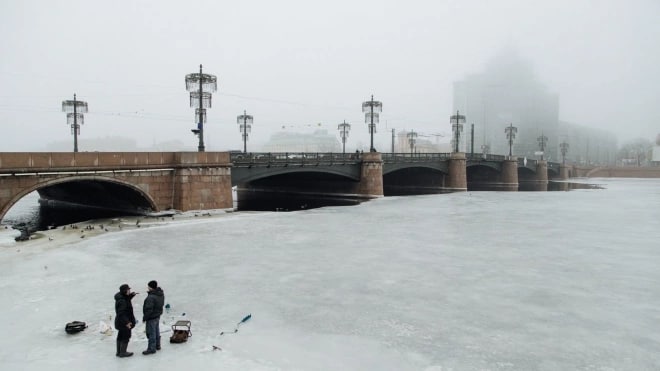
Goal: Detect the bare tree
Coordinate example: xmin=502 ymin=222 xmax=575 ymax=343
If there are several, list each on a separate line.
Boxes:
xmin=618 ymin=138 xmax=653 ymax=166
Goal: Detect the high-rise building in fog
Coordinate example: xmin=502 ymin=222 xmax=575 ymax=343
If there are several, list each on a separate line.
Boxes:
xmin=453 ymin=50 xmax=559 ymax=161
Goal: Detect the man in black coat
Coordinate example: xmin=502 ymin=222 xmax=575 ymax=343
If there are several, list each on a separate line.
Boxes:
xmin=114 ymin=283 xmax=137 ymax=358
xmin=142 ymin=280 xmax=165 ymax=355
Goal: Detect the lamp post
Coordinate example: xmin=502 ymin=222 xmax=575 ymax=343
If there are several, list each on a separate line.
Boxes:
xmin=237 ymin=110 xmax=253 ymax=153
xmin=450 ymin=110 xmax=466 ymax=153
xmin=407 ymin=131 xmax=417 ymax=155
xmin=185 ymin=64 xmax=217 ymax=152
xmin=362 ymin=95 xmax=382 ymax=152
xmin=537 ymin=132 xmax=548 ymax=160
xmin=61 ymin=94 xmax=88 ymax=153
xmin=337 ymin=120 xmax=351 ymax=155
xmin=505 ymin=123 xmax=517 ymax=158
xmin=560 ymin=141 xmax=569 ymax=164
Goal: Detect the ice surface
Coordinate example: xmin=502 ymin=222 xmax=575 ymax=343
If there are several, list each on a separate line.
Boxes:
xmin=0 ymin=178 xmax=659 ymax=370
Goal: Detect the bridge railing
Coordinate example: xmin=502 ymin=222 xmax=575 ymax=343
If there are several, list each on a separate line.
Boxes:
xmin=382 ymin=153 xmax=451 ymax=163
xmin=517 ymin=157 xmax=538 ymax=168
xmin=547 ymin=162 xmax=560 ymax=172
xmin=466 ymin=153 xmax=506 ymax=161
xmin=230 ymin=152 xmax=361 ymax=167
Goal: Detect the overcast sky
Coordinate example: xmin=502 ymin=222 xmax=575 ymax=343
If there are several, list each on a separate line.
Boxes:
xmin=1 ymin=0 xmax=658 ymax=152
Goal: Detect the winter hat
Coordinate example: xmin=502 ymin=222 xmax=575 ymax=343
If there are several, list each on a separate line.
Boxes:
xmin=148 ymin=280 xmax=158 ymax=290
xmin=119 ymin=284 xmax=131 ymax=292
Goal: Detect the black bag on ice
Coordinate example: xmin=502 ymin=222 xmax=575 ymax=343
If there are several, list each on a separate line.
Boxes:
xmin=65 ymin=321 xmax=87 ymax=334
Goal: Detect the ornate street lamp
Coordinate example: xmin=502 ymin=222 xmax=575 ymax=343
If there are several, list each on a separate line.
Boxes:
xmin=450 ymin=111 xmax=466 ymax=152
xmin=407 ymin=131 xmax=418 ymax=155
xmin=337 ymin=120 xmax=351 ymax=154
xmin=505 ymin=123 xmax=517 ymax=157
xmin=237 ymin=110 xmax=253 ymax=154
xmin=362 ymin=95 xmax=382 ymax=152
xmin=62 ymin=94 xmax=88 ymax=153
xmin=185 ymin=64 xmax=217 ymax=152
xmin=560 ymin=141 xmax=569 ymax=164
xmin=537 ymin=132 xmax=548 ymax=160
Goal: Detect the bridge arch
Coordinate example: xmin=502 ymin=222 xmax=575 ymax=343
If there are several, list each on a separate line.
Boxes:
xmin=466 ymin=162 xmax=502 ymax=172
xmin=382 ymin=165 xmax=449 ymax=195
xmin=517 ymin=166 xmax=537 ymax=178
xmin=1 ymin=185 xmax=40 ymax=222
xmin=585 ymin=167 xmax=605 ymax=177
xmin=0 ymin=175 xmax=158 ymax=221
xmin=383 ymin=162 xmax=448 ymax=175
xmin=466 ymin=164 xmax=501 ymax=181
xmin=234 ymin=169 xmax=368 ymax=211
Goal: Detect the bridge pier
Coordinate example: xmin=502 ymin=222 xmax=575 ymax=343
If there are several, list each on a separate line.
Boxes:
xmin=447 ymin=153 xmax=467 ymax=192
xmin=355 ymin=152 xmax=383 ymax=198
xmin=500 ymin=157 xmax=519 ymax=191
xmin=559 ymin=164 xmax=570 ymax=180
xmin=534 ymin=160 xmax=549 ymax=191
xmin=171 ymin=152 xmax=233 ymax=211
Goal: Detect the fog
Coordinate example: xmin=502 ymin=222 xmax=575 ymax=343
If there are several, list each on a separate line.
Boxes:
xmin=1 ymin=0 xmax=658 ymax=153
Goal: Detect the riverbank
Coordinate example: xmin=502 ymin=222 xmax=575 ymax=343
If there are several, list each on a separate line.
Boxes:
xmin=0 ymin=208 xmax=235 ymax=250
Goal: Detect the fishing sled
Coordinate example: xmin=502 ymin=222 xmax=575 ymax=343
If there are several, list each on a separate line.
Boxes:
xmin=170 ymin=320 xmax=192 ymax=343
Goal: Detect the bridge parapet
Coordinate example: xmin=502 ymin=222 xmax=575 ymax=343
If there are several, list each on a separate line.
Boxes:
xmin=382 ymin=153 xmax=451 ymax=163
xmin=174 ymin=152 xmax=230 ymax=166
xmin=0 ymin=152 xmax=230 ymax=174
xmin=466 ymin=153 xmax=506 ymax=161
xmin=230 ymin=152 xmax=360 ymax=168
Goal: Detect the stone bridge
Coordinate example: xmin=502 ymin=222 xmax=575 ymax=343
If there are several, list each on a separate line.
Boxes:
xmin=0 ymin=151 xmax=567 ymax=219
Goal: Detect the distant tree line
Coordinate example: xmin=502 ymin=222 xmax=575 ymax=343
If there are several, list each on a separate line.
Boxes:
xmin=617 ymin=138 xmax=654 ymax=166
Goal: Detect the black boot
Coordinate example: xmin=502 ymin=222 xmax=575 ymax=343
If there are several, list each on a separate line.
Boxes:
xmin=156 ymin=335 xmax=161 ymax=351
xmin=116 ymin=340 xmax=121 ymax=357
xmin=119 ymin=341 xmax=134 ymax=357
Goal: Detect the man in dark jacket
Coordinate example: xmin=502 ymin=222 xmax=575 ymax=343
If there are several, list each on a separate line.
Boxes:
xmin=114 ymin=283 xmax=137 ymax=358
xmin=142 ymin=280 xmax=165 ymax=355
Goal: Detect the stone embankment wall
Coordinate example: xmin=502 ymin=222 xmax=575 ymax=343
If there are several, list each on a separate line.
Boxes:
xmin=580 ymin=166 xmax=660 ymax=178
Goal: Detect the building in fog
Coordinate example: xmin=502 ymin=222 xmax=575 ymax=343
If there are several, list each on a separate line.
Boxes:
xmin=261 ymin=129 xmax=341 ymax=153
xmin=453 ymin=50 xmax=560 ymax=160
xmin=395 ymin=131 xmax=452 ymax=153
xmin=557 ymin=121 xmax=618 ymax=165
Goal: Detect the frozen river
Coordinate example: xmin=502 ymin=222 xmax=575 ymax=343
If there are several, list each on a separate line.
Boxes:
xmin=0 ymin=178 xmax=659 ymax=370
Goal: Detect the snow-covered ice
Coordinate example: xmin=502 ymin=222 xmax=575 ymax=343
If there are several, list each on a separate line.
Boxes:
xmin=1 ymin=178 xmax=659 ymax=370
